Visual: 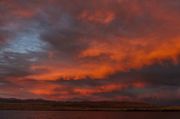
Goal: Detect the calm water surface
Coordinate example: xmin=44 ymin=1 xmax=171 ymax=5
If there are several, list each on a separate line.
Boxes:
xmin=0 ymin=111 xmax=180 ymax=119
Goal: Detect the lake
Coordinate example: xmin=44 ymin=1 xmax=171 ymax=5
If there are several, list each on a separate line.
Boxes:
xmin=0 ymin=111 xmax=180 ymax=119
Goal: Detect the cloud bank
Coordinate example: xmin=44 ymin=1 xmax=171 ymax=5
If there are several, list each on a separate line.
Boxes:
xmin=0 ymin=0 xmax=180 ymax=104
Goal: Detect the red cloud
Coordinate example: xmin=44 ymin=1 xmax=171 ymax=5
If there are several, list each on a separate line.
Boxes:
xmin=0 ymin=0 xmax=180 ymax=103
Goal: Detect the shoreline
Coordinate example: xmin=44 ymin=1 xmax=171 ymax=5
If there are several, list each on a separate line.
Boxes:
xmin=0 ymin=103 xmax=180 ymax=111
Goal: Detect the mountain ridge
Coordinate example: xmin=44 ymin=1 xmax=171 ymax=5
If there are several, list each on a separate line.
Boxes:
xmin=0 ymin=98 xmax=179 ymax=111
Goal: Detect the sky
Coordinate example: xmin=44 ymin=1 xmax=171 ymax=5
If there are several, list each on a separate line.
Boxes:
xmin=0 ymin=0 xmax=180 ymax=105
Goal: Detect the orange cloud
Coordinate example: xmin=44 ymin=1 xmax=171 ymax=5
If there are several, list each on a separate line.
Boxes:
xmin=74 ymin=83 xmax=127 ymax=95
xmin=28 ymin=82 xmax=129 ymax=100
xmin=25 ymin=36 xmax=180 ymax=81
xmin=79 ymin=10 xmax=115 ymax=25
xmin=132 ymin=82 xmax=146 ymax=89
xmin=73 ymin=81 xmax=147 ymax=97
xmin=30 ymin=84 xmax=59 ymax=95
xmin=12 ymin=10 xmax=36 ymax=18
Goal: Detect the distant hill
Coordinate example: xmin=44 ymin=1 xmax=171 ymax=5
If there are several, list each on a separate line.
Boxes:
xmin=0 ymin=98 xmax=180 ymax=111
xmin=0 ymin=97 xmax=52 ymax=103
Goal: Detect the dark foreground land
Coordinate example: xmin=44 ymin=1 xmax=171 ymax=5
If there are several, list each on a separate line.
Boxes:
xmin=0 ymin=98 xmax=180 ymax=111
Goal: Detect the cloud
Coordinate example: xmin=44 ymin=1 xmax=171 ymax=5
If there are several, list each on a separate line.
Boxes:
xmin=0 ymin=0 xmax=180 ymax=104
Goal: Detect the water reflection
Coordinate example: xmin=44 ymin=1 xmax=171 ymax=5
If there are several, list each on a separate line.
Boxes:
xmin=0 ymin=111 xmax=179 ymax=119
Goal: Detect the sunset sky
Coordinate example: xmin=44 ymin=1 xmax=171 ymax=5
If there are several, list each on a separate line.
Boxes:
xmin=0 ymin=0 xmax=180 ymax=105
